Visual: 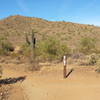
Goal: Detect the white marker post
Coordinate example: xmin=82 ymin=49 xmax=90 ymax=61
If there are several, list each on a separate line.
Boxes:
xmin=63 ymin=55 xmax=67 ymax=78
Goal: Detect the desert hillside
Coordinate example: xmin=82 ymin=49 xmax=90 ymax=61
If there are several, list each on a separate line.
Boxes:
xmin=0 ymin=15 xmax=100 ymax=100
xmin=0 ymin=15 xmax=100 ymax=47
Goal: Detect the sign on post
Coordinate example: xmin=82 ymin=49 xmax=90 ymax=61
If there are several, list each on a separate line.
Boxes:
xmin=63 ymin=55 xmax=67 ymax=78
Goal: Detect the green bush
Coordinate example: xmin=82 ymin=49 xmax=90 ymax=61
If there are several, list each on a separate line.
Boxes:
xmin=22 ymin=36 xmax=71 ymax=61
xmin=0 ymin=37 xmax=14 ymax=55
xmin=59 ymin=44 xmax=71 ymax=56
xmin=37 ymin=37 xmax=71 ymax=61
xmin=36 ymin=37 xmax=59 ymax=60
xmin=2 ymin=42 xmax=14 ymax=51
xmin=79 ymin=37 xmax=96 ymax=55
xmin=21 ymin=43 xmax=31 ymax=57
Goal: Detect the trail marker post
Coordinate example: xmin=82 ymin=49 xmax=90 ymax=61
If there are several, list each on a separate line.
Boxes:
xmin=63 ymin=55 xmax=67 ymax=78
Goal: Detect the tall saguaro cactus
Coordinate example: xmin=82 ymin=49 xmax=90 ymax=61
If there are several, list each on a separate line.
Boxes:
xmin=25 ymin=33 xmax=31 ymax=45
xmin=32 ymin=30 xmax=36 ymax=49
xmin=25 ymin=30 xmax=36 ymax=48
xmin=31 ymin=30 xmax=36 ymax=66
xmin=25 ymin=30 xmax=37 ymax=69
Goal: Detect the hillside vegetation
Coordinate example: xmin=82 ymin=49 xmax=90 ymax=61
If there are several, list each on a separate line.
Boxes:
xmin=0 ymin=15 xmax=100 ymax=62
xmin=1 ymin=15 xmax=100 ymax=100
xmin=0 ymin=15 xmax=100 ymax=46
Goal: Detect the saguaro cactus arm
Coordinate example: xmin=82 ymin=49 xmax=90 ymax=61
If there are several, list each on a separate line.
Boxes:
xmin=25 ymin=33 xmax=31 ymax=45
xmin=31 ymin=30 xmax=36 ymax=48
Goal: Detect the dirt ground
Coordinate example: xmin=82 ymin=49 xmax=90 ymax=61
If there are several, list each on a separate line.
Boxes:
xmin=1 ymin=63 xmax=100 ymax=100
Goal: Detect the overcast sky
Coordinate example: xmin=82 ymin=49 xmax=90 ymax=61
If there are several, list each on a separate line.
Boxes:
xmin=0 ymin=0 xmax=100 ymax=26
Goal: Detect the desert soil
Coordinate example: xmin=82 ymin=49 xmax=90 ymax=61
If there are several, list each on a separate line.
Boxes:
xmin=1 ymin=63 xmax=100 ymax=100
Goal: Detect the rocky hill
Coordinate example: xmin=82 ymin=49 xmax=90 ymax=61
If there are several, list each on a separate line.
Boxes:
xmin=0 ymin=15 xmax=100 ymax=48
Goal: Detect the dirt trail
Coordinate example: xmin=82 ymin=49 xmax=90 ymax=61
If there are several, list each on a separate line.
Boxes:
xmin=2 ymin=63 xmax=100 ymax=100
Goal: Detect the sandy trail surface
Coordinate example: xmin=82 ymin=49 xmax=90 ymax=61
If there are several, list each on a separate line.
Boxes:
xmin=1 ymin=63 xmax=100 ymax=100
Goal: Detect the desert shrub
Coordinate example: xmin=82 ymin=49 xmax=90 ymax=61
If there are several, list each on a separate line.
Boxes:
xmin=10 ymin=52 xmax=21 ymax=58
xmin=93 ymin=48 xmax=100 ymax=54
xmin=95 ymin=68 xmax=100 ymax=73
xmin=58 ymin=43 xmax=71 ymax=58
xmin=77 ymin=53 xmax=100 ymax=66
xmin=88 ymin=53 xmax=98 ymax=65
xmin=21 ymin=42 xmax=40 ymax=62
xmin=95 ymin=56 xmax=100 ymax=73
xmin=1 ymin=42 xmax=14 ymax=52
xmin=22 ymin=36 xmax=71 ymax=61
xmin=21 ymin=43 xmax=32 ymax=57
xmin=45 ymin=37 xmax=59 ymax=56
xmin=0 ymin=38 xmax=14 ymax=55
xmin=37 ymin=37 xmax=60 ymax=61
xmin=79 ymin=37 xmax=96 ymax=55
xmin=37 ymin=37 xmax=71 ymax=61
xmin=71 ymin=53 xmax=85 ymax=59
xmin=96 ymin=59 xmax=100 ymax=66
xmin=0 ymin=49 xmax=8 ymax=55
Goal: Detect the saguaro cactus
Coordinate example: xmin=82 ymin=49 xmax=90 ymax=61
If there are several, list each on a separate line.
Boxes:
xmin=25 ymin=33 xmax=31 ymax=45
xmin=31 ymin=30 xmax=36 ymax=65
xmin=25 ymin=30 xmax=36 ymax=48
xmin=32 ymin=30 xmax=36 ymax=49
xmin=25 ymin=30 xmax=37 ymax=69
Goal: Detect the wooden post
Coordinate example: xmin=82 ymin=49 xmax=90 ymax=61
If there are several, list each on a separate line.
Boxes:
xmin=63 ymin=55 xmax=67 ymax=78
